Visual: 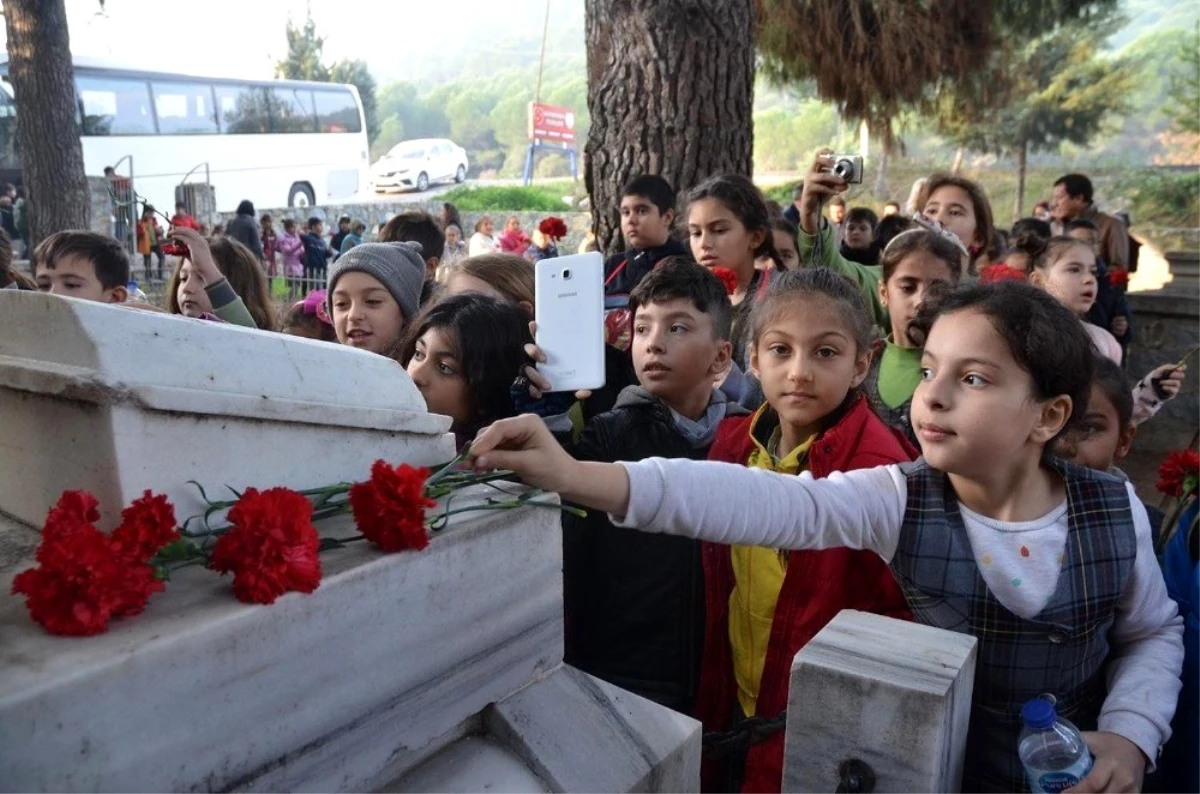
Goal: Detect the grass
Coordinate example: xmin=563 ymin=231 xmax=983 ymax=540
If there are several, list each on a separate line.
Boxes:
xmin=440 ymin=182 xmax=583 ymax=212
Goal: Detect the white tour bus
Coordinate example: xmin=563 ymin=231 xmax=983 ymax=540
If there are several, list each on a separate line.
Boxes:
xmin=0 ymin=58 xmax=369 ymax=215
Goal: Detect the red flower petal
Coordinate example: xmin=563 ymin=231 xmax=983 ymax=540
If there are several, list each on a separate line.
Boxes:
xmin=349 ymin=461 xmax=437 ymax=553
xmin=1157 ymin=448 xmax=1200 ymax=498
xmin=709 ymin=267 xmax=740 ymax=296
xmin=210 ymin=488 xmax=322 ymax=605
xmin=111 ymin=490 xmax=180 ymax=564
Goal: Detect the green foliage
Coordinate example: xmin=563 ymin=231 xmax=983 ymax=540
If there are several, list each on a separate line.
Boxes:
xmin=1116 ymin=169 xmax=1200 ymax=229
xmin=1167 ymin=23 xmax=1200 ymax=135
xmin=276 ymin=13 xmax=380 ymax=143
xmin=935 ymin=14 xmax=1134 ymax=158
xmin=439 ymin=184 xmax=578 ymax=212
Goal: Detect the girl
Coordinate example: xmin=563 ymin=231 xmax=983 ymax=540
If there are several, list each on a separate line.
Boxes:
xmin=698 ymin=268 xmax=913 ymax=792
xmin=914 ymin=172 xmax=996 ymax=278
xmin=282 ymin=289 xmax=338 ymax=343
xmin=278 ymin=219 xmax=305 ymax=299
xmin=864 ymin=228 xmax=965 ymax=445
xmin=1004 ymin=218 xmax=1051 ymax=274
xmin=470 ymin=281 xmax=1184 ymax=794
xmin=468 ymin=216 xmax=497 ymax=257
xmin=399 ymin=293 xmax=533 ymax=450
xmin=497 ymin=215 xmax=530 ymax=254
xmin=686 ymin=173 xmax=783 ymax=372
xmin=1024 ymin=234 xmax=1121 ymax=363
xmin=759 ymin=218 xmax=799 ymax=272
xmin=137 ymin=206 xmax=166 ymax=281
xmin=441 ymin=252 xmax=534 ymax=312
xmin=166 ymin=229 xmax=267 ymax=329
xmin=327 ymin=241 xmax=426 ymax=358
xmin=260 ymin=214 xmax=278 ymax=277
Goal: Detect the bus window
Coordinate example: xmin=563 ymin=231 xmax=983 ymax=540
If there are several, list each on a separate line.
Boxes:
xmin=313 ymin=88 xmax=361 ymax=133
xmin=272 ymin=87 xmax=315 ymax=134
xmin=76 ymin=75 xmax=155 ymax=135
xmin=215 ymin=85 xmax=273 ymax=134
xmin=153 ymin=82 xmax=218 ymax=134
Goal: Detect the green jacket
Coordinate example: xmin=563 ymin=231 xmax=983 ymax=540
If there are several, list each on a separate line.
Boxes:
xmin=206 ymin=278 xmax=258 ymax=328
xmin=798 ymin=219 xmax=889 ymax=333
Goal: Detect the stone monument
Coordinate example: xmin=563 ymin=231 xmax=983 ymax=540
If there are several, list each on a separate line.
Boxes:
xmin=0 ymin=291 xmax=699 ymax=792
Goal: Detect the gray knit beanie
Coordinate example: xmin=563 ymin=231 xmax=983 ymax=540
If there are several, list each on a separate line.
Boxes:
xmin=326 ymin=241 xmax=426 ymax=320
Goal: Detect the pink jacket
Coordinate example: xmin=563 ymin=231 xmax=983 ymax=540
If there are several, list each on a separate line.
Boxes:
xmin=279 ymin=231 xmax=305 ymax=277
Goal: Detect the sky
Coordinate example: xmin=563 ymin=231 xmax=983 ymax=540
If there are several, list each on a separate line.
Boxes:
xmin=2 ymin=0 xmax=566 ymax=82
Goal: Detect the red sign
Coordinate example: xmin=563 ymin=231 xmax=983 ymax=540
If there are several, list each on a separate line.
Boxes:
xmin=528 ymin=102 xmax=576 ymax=144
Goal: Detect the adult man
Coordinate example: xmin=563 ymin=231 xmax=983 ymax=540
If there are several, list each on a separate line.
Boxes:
xmin=1051 ymin=173 xmax=1129 ymax=271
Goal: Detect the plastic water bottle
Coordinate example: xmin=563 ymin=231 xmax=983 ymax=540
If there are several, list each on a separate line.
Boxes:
xmin=1019 ymin=696 xmax=1094 ymax=793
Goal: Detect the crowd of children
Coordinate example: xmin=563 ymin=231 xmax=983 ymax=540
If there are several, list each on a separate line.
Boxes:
xmin=16 ymin=157 xmax=1197 ymax=794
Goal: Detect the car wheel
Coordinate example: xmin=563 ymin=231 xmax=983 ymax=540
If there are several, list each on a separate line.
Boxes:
xmin=288 ymin=182 xmax=315 ymax=208
xmin=455 ymin=165 xmax=466 ymax=183
xmin=416 ymin=172 xmax=429 ymax=192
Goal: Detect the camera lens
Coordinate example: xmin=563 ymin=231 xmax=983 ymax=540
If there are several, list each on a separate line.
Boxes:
xmin=833 ymin=159 xmax=851 ymax=179
xmin=562 ymin=269 xmax=572 ymax=280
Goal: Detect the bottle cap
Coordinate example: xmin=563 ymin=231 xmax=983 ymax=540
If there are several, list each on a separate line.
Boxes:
xmin=1022 ymin=697 xmax=1057 ymax=730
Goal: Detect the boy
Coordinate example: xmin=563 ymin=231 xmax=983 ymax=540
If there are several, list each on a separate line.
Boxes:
xmin=603 ymin=175 xmax=688 ymax=296
xmin=839 ymin=206 xmax=879 ymax=265
xmin=33 ymin=231 xmax=129 ymax=303
xmin=329 ymin=214 xmax=353 ymax=256
xmin=380 ymin=210 xmax=444 ymax=282
xmin=170 ymin=201 xmax=200 ymax=231
xmin=302 ymin=217 xmax=331 ymax=284
xmin=561 ymin=258 xmax=744 ymax=713
xmin=1066 ymin=217 xmax=1133 ymax=352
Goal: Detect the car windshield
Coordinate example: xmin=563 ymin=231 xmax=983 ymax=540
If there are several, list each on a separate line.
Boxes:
xmin=389 ymin=144 xmax=424 ymax=159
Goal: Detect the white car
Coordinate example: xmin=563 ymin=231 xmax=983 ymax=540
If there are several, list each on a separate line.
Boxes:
xmin=370 ymin=138 xmax=468 ymax=193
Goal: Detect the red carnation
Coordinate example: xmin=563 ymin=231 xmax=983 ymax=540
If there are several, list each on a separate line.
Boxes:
xmin=980 ymin=263 xmax=1027 ymax=284
xmin=209 ymin=487 xmax=321 ymax=605
xmin=12 ymin=490 xmax=165 ymax=636
xmin=110 ymin=490 xmax=180 ymax=564
xmin=710 ymin=267 xmax=740 ymax=296
xmin=538 ymin=216 xmax=568 ymax=241
xmin=349 ymin=461 xmax=437 ymax=552
xmin=1156 ymin=448 xmax=1200 ymax=498
xmin=1109 ymin=268 xmax=1129 ymax=289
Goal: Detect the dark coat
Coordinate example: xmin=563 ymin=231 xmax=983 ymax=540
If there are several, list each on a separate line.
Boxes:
xmin=226 ymin=212 xmax=264 ymax=260
xmin=602 ymin=237 xmax=689 ymax=296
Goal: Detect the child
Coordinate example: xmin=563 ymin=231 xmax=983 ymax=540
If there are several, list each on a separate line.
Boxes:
xmin=915 ymin=172 xmax=996 ymax=278
xmin=826 ymin=195 xmax=846 ymax=244
xmin=260 ymin=214 xmax=278 ymax=277
xmin=766 ymin=217 xmax=799 ymax=271
xmin=326 ymin=241 xmax=426 ymax=357
xmin=1066 ymin=218 xmax=1133 ymax=351
xmin=1024 ymin=234 xmax=1122 ymax=363
xmin=283 ymin=289 xmax=338 ymax=342
xmin=863 ymin=227 xmax=965 ymax=446
xmin=558 ymin=259 xmax=743 ymax=716
xmin=1004 ymin=218 xmax=1051 ymax=274
xmin=380 ymin=210 xmax=444 ymax=281
xmin=398 ymin=292 xmax=532 ymax=449
xmin=468 ymin=216 xmax=496 ymax=257
xmin=497 ymin=215 xmax=530 ymax=255
xmin=1052 ymin=355 xmax=1166 ymax=537
xmin=795 ymin=152 xmax=889 ymax=331
xmin=278 ymin=219 xmax=305 ymax=298
xmin=33 ymin=231 xmax=130 ymax=303
xmin=685 ymin=173 xmax=783 ymax=376
xmin=470 ymin=281 xmax=1185 ymax=794
xmin=839 ymin=206 xmax=879 ymax=265
xmin=329 ymin=214 xmax=352 ymax=256
xmin=697 ymin=268 xmax=913 ymax=792
xmin=339 ymin=222 xmax=365 ymax=257
xmin=136 ymin=206 xmax=166 ymax=281
xmin=302 ymin=217 xmax=331 ymax=284
xmin=170 ymin=202 xmax=200 ymax=231
xmin=166 ymin=229 xmax=271 ymax=329
xmin=604 ymin=175 xmax=688 ymax=296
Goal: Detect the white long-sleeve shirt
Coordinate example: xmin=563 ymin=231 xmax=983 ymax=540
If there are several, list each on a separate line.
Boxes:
xmin=614 ymin=459 xmax=1184 ymax=765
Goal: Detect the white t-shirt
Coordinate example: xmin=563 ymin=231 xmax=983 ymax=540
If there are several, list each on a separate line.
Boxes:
xmin=614 ymin=458 xmax=1184 ymax=765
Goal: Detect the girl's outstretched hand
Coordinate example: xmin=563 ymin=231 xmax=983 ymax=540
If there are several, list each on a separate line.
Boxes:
xmin=1063 ymin=731 xmax=1144 ymax=793
xmin=469 ymin=414 xmax=577 ymax=492
xmin=169 ymin=227 xmax=221 ymax=283
xmin=469 ymin=414 xmax=632 ymax=516
xmin=799 ymin=148 xmax=849 ymax=236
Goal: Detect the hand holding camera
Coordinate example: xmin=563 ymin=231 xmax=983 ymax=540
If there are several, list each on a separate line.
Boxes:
xmin=798 ymin=149 xmax=862 ymax=236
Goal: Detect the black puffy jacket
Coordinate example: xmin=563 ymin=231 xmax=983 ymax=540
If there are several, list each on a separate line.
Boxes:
xmin=562 ymin=387 xmax=747 ymax=713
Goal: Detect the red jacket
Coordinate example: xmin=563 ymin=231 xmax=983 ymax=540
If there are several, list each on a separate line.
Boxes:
xmin=696 ymin=394 xmax=916 ymax=793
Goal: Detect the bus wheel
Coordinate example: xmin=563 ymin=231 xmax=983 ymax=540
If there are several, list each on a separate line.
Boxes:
xmin=455 ymin=165 xmax=466 ymax=183
xmin=288 ymin=182 xmax=315 ymax=208
xmin=416 ymin=172 xmax=429 ymax=193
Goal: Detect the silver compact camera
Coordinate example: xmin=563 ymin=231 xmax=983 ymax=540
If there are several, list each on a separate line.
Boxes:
xmin=826 ymin=154 xmax=864 ymax=184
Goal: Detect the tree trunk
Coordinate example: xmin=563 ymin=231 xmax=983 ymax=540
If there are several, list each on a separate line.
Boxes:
xmin=4 ymin=0 xmax=91 ymax=248
xmin=872 ymin=148 xmax=890 ymax=200
xmin=1014 ymin=137 xmax=1028 ymax=223
xmin=950 ymin=146 xmax=965 ymax=174
xmin=584 ymin=0 xmax=755 ymax=254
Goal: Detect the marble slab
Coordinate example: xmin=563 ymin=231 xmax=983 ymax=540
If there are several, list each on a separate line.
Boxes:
xmin=0 ymin=291 xmax=453 ymax=529
xmin=782 ymin=609 xmax=977 ymax=793
xmin=0 ymin=485 xmax=563 ymax=792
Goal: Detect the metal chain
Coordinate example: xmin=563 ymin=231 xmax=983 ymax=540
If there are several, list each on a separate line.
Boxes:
xmin=701 ymin=710 xmax=788 ymax=759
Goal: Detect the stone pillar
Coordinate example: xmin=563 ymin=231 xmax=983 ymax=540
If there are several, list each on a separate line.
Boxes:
xmin=782 ymin=610 xmax=977 ymax=793
xmin=1126 ymin=250 xmax=1199 ymax=456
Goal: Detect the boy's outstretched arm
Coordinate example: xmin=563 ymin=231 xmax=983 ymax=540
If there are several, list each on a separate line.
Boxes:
xmin=470 ymin=415 xmax=632 ymax=516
